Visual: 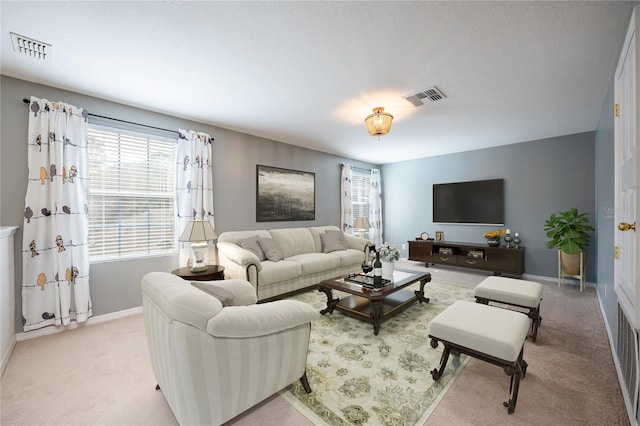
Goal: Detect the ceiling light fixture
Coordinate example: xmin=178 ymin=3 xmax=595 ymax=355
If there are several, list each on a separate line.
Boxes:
xmin=364 ymin=107 xmax=393 ymax=139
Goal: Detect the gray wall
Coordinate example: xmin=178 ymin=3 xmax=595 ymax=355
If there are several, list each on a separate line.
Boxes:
xmin=0 ymin=75 xmax=612 ymax=336
xmin=1 ymin=75 xmax=373 ymax=333
xmin=380 ymin=133 xmax=597 ymax=281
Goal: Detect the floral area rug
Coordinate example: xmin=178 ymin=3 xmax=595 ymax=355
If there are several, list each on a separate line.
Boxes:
xmin=279 ymin=280 xmax=476 ymax=426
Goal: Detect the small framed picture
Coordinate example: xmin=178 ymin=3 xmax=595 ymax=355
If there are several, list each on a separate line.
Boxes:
xmin=435 ymin=231 xmax=444 ymax=241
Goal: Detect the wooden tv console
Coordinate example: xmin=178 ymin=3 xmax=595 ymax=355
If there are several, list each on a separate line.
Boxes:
xmin=408 ymin=240 xmax=524 ymax=276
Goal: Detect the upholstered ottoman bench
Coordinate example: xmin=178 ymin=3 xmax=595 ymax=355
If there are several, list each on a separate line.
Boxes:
xmin=428 ymin=300 xmax=529 ymax=414
xmin=474 ymin=276 xmax=543 ymax=342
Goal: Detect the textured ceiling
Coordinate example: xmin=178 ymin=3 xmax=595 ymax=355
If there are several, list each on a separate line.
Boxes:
xmin=0 ymin=1 xmax=633 ymax=164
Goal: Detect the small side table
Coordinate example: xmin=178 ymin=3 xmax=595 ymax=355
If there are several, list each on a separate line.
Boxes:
xmin=171 ymin=265 xmax=225 ymax=281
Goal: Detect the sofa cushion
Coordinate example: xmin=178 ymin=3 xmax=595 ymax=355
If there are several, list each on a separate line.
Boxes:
xmin=269 ymin=228 xmax=317 ymax=258
xmin=258 ymin=238 xmax=284 ymax=261
xmin=237 ymin=236 xmax=266 ymax=261
xmin=217 ymin=229 xmax=271 ymax=244
xmin=191 ymin=281 xmax=236 ymax=306
xmin=308 ymin=225 xmax=342 ymax=252
xmin=258 ymin=260 xmax=302 ymax=285
xmin=320 ymin=230 xmax=348 ymax=253
xmin=288 ymin=253 xmax=341 ymax=275
xmin=328 ymin=248 xmax=366 ymax=267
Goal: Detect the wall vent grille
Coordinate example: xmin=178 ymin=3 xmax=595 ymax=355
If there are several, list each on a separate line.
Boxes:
xmin=404 ymin=86 xmax=446 ymax=106
xmin=10 ymin=32 xmax=51 ymax=62
xmin=618 ymin=303 xmax=639 ymax=417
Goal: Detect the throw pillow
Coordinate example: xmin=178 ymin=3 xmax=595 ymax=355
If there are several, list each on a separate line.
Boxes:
xmin=258 ymin=237 xmax=284 ymax=262
xmin=191 ymin=281 xmax=236 ymax=307
xmin=320 ymin=230 xmax=348 ymax=253
xmin=237 ymin=236 xmax=265 ymax=261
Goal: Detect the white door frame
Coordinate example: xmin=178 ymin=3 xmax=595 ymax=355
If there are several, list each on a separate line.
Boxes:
xmin=614 ymin=6 xmax=640 ymax=422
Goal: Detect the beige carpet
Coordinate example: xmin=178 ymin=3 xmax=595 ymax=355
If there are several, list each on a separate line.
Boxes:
xmin=0 ymin=262 xmax=629 ymax=426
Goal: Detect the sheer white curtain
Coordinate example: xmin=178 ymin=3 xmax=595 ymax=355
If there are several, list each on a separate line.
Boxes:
xmin=369 ymin=168 xmax=383 ymax=246
xmin=21 ymin=96 xmax=92 ymax=331
xmin=176 ymin=129 xmax=215 ymax=266
xmin=340 ymin=163 xmax=353 ymax=233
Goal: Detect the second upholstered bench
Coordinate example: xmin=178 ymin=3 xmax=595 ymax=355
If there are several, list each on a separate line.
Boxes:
xmin=474 ymin=276 xmax=543 ymax=342
xmin=428 ymin=300 xmax=530 ymax=414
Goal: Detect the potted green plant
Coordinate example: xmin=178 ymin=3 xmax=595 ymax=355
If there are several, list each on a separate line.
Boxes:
xmin=544 ymin=207 xmax=594 ymax=275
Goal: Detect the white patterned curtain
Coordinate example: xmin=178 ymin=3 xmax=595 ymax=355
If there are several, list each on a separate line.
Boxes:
xmin=340 ymin=163 xmax=353 ymax=233
xmin=176 ymin=129 xmax=215 ymax=266
xmin=22 ymin=97 xmax=92 ymax=331
xmin=369 ymin=168 xmax=383 ymax=246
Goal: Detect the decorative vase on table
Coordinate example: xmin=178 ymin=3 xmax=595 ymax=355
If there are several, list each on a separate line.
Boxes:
xmin=381 ymin=261 xmax=394 ymax=280
xmin=486 ymin=238 xmax=501 ymax=247
xmin=378 ymin=242 xmax=401 ymax=282
xmin=483 ymin=229 xmax=505 ymax=247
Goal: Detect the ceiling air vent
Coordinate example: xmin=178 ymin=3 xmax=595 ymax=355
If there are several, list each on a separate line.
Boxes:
xmin=10 ymin=32 xmax=51 ymax=62
xmin=404 ymin=86 xmax=446 ymax=106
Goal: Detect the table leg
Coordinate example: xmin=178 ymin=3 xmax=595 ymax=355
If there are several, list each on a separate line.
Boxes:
xmin=318 ymin=286 xmax=338 ymax=315
xmin=415 ymin=276 xmax=431 ymax=304
xmin=370 ymin=299 xmax=383 ymax=335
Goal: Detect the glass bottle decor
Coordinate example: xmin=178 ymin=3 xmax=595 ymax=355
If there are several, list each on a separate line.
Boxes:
xmin=504 ymin=229 xmax=514 ymax=248
xmin=513 ymin=232 xmax=521 ymax=249
xmin=373 ymin=250 xmax=382 ymax=288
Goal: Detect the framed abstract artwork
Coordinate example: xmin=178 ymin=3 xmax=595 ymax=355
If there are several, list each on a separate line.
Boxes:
xmin=256 ymin=165 xmax=315 ymax=222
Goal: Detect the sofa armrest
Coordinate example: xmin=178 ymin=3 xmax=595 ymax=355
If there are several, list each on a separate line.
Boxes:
xmin=217 ymin=241 xmax=262 ymax=270
xmin=206 ymin=300 xmax=320 ymax=338
xmin=344 ymin=233 xmax=370 ymax=251
xmin=200 ymin=279 xmax=258 ymax=306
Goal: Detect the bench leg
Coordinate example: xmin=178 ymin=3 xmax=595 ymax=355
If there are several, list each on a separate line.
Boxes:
xmin=430 ymin=338 xmax=451 ymax=381
xmin=528 ymin=305 xmax=542 ymax=343
xmin=502 ymin=348 xmax=525 ymax=414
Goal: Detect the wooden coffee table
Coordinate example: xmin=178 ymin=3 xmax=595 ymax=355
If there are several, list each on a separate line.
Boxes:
xmin=318 ymin=269 xmax=432 ymax=335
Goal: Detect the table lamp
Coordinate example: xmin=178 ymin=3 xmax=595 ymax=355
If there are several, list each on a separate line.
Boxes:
xmin=179 ymin=220 xmax=217 ymax=272
xmin=353 ymin=216 xmax=371 ymax=238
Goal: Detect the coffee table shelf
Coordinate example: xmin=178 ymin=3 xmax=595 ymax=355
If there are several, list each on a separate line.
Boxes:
xmin=318 ymin=269 xmax=432 ymax=335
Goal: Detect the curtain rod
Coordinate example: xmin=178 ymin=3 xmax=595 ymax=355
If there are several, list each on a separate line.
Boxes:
xmin=23 ymin=98 xmax=179 ymax=136
xmin=341 ymin=162 xmax=371 ymax=172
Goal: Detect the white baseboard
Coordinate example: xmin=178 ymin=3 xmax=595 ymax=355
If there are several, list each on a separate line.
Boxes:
xmin=400 ymin=258 xmax=595 ymax=288
xmin=1 ymin=335 xmax=16 ymax=377
xmin=521 ymin=272 xmax=595 ymax=288
xmin=15 ymin=306 xmax=143 ymax=342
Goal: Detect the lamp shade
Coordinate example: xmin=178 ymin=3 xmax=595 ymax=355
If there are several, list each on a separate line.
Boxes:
xmin=179 ymin=220 xmax=217 ymax=242
xmin=364 ymin=107 xmax=393 ymax=137
xmin=353 ymin=216 xmax=371 ymax=229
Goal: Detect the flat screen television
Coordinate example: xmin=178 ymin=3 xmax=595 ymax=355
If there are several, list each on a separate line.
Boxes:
xmin=433 ymin=179 xmax=505 ymax=225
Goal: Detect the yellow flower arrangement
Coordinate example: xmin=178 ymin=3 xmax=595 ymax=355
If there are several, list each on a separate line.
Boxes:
xmin=483 ymin=229 xmax=506 ymax=240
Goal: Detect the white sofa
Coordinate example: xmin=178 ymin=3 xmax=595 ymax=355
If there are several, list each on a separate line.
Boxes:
xmin=217 ymin=225 xmax=370 ymax=301
xmin=141 ymin=272 xmax=320 ymax=425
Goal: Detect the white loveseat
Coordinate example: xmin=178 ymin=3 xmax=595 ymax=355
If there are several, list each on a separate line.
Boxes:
xmin=141 ymin=272 xmax=320 ymax=425
xmin=217 ymin=225 xmax=369 ymax=301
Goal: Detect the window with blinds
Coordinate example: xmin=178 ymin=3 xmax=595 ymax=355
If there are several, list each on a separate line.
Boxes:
xmin=87 ymin=125 xmax=177 ymax=261
xmin=352 ymin=170 xmax=370 ymax=229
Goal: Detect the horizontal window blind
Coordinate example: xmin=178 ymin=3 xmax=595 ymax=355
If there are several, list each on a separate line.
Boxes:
xmin=88 ymin=125 xmax=176 ymax=261
xmin=352 ymin=171 xmax=370 ymax=227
